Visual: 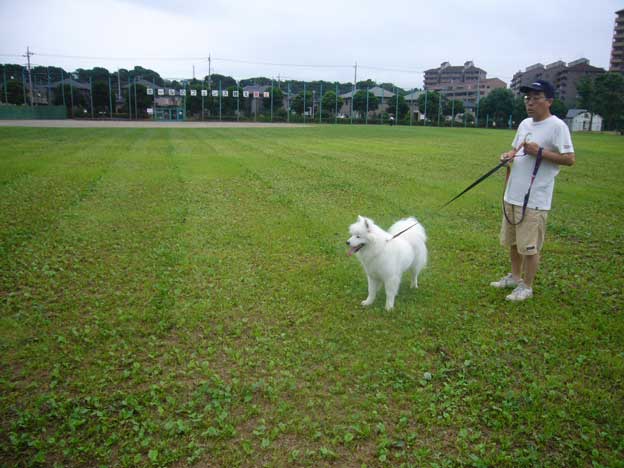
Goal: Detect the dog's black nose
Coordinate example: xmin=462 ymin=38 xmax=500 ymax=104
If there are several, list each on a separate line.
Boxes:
xmin=345 ymin=241 xmax=350 ymax=246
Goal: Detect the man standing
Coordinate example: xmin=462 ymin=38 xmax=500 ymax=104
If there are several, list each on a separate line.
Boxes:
xmin=491 ymin=80 xmax=575 ymax=301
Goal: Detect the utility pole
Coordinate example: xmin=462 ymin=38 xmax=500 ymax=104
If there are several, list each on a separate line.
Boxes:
xmin=117 ymin=69 xmax=122 ymax=98
xmin=450 ymin=80 xmax=455 ymax=127
xmin=208 ymin=54 xmax=211 ymax=89
xmin=351 ymin=62 xmax=357 ymax=124
xmin=193 ymin=65 xmax=196 ymax=80
xmin=475 ymin=74 xmax=480 ymax=127
xmin=23 ymin=46 xmax=34 ymax=106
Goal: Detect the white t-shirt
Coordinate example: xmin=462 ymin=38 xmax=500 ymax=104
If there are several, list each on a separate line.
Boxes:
xmin=505 ymin=115 xmax=574 ymax=210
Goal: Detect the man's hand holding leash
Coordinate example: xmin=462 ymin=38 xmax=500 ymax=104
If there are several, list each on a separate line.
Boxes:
xmin=500 ymin=149 xmax=517 ymax=165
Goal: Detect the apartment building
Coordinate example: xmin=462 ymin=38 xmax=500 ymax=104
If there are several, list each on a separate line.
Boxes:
xmin=510 ymin=58 xmax=605 ymax=107
xmin=610 ymin=9 xmax=624 ymax=73
xmin=423 ymin=61 xmax=505 ymax=112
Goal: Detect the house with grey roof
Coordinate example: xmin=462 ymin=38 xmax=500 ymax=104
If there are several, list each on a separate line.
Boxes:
xmin=565 ymin=109 xmax=603 ymax=132
xmin=33 ymin=78 xmax=91 ymax=105
xmin=404 ymin=90 xmax=425 ymax=121
xmin=339 ymin=86 xmax=395 ymax=117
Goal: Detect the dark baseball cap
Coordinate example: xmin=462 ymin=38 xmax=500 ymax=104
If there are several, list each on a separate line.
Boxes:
xmin=520 ymin=80 xmax=555 ymax=99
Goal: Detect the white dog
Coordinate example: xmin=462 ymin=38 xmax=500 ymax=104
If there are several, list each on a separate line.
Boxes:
xmin=347 ymin=216 xmax=427 ymax=310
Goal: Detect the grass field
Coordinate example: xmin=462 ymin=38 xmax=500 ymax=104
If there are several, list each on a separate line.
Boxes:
xmin=1 ymin=125 xmax=622 ymax=467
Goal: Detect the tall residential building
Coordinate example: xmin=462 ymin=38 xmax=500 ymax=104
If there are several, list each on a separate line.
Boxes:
xmin=423 ymin=61 xmax=504 ymax=112
xmin=510 ymin=58 xmax=605 ymax=107
xmin=610 ymin=9 xmax=624 ymax=73
xmin=558 ymin=59 xmax=606 ymax=105
xmin=424 ymin=61 xmax=486 ymax=88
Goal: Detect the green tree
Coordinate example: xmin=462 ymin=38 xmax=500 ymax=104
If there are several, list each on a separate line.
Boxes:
xmin=5 ymin=79 xmax=25 ymax=104
xmin=576 ymin=77 xmax=594 ymax=111
xmin=356 ymin=79 xmax=376 ymax=89
xmin=92 ymin=81 xmax=114 ymax=113
xmin=1 ymin=64 xmax=26 ymax=83
xmin=207 ymin=74 xmax=237 ymax=89
xmin=74 ymin=67 xmax=108 ymax=82
xmin=53 ymin=83 xmax=88 ymax=115
xmin=264 ymin=87 xmax=284 ymax=112
xmin=321 ymin=90 xmax=343 ymax=116
xmin=123 ymin=84 xmax=151 ymax=118
xmin=389 ymin=94 xmax=410 ymax=120
xmin=32 ymin=65 xmax=68 ymax=84
xmin=593 ymin=72 xmax=624 ymax=130
xmin=512 ymin=95 xmax=527 ymax=127
xmin=239 ymin=77 xmax=272 ymax=87
xmin=184 ymin=84 xmax=204 ymax=117
xmin=131 ymin=66 xmax=163 ymax=85
xmin=443 ymin=99 xmax=464 ymax=118
xmin=576 ymin=77 xmax=596 ymax=130
xmin=480 ymin=88 xmax=514 ymax=128
xmin=550 ymin=98 xmax=567 ymax=120
xmin=417 ymin=91 xmax=441 ymax=123
xmin=292 ymin=91 xmax=312 ymax=115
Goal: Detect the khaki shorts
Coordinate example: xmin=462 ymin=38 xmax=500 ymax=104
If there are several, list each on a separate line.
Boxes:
xmin=500 ymin=202 xmax=548 ymax=255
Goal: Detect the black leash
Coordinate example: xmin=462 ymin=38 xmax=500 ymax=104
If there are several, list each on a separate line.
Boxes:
xmin=502 ymin=147 xmax=544 ymax=225
xmin=390 ymin=160 xmax=510 ymax=240
xmin=390 ymin=143 xmax=543 ymax=240
xmin=390 ymin=221 xmax=422 ymax=240
xmin=439 ymin=139 xmax=528 ymax=212
xmin=439 ymin=159 xmax=510 ymax=210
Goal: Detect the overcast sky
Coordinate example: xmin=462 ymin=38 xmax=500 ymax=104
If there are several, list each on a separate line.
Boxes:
xmin=1 ymin=0 xmax=623 ymax=88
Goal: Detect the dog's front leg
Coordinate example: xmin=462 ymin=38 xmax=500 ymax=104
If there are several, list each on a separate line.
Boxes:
xmin=384 ymin=276 xmax=401 ymax=311
xmin=362 ymin=276 xmax=380 ymax=307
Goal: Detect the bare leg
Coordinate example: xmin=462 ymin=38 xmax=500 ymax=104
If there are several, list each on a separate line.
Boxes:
xmin=523 ymin=253 xmax=540 ymax=288
xmin=510 ymin=246 xmax=523 ymax=281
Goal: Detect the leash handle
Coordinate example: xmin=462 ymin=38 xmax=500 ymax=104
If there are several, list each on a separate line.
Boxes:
xmin=503 ymin=147 xmax=544 ymax=225
xmin=503 ymin=137 xmax=533 ymax=195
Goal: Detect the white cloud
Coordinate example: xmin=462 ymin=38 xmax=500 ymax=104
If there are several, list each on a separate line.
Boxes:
xmin=1 ymin=0 xmax=621 ymax=88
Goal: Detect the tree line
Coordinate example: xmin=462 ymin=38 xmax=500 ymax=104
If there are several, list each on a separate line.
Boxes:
xmin=1 ymin=63 xmax=622 ymax=129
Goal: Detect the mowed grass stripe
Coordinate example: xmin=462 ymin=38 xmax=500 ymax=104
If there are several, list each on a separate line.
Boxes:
xmin=0 ymin=129 xmax=214 ymax=465
xmin=237 ymin=127 xmax=504 ymax=226
xmin=0 ymin=130 xmax=129 ymax=260
xmin=1 ymin=128 xmax=190 ymax=359
xmin=0 ymin=128 xmax=95 ymax=187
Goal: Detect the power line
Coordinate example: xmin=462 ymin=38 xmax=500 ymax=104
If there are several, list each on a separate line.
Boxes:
xmin=4 ymin=51 xmax=358 ymax=70
xmin=212 ymin=56 xmax=353 ymax=69
xmin=34 ymin=52 xmax=210 ymax=62
xmin=359 ymin=65 xmax=425 ymax=74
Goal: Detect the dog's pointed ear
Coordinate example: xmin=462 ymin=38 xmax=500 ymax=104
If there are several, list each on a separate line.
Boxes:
xmin=364 ymin=218 xmax=370 ymax=231
xmin=357 ymin=215 xmax=364 ymax=222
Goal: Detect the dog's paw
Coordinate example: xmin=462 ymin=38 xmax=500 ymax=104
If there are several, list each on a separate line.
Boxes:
xmin=361 ymin=299 xmax=373 ymax=307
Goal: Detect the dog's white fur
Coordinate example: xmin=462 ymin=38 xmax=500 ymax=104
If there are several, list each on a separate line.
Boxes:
xmin=347 ymin=216 xmax=427 ymax=310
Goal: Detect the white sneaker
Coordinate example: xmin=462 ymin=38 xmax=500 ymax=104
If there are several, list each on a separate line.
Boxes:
xmin=505 ymin=282 xmax=533 ymax=302
xmin=490 ymin=273 xmax=520 ymax=289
